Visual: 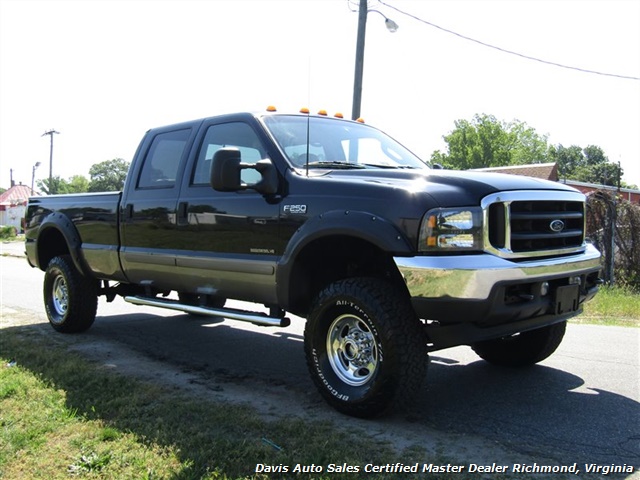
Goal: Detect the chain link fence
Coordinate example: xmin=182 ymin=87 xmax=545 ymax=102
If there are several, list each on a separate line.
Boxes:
xmin=586 ymin=191 xmax=640 ymax=292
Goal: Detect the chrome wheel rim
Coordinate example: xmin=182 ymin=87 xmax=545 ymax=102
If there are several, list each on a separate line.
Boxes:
xmin=51 ymin=275 xmax=69 ymax=321
xmin=327 ymin=314 xmax=378 ymax=386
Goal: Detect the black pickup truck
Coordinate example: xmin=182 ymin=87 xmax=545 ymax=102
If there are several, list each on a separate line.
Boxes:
xmin=25 ymin=109 xmax=601 ymax=417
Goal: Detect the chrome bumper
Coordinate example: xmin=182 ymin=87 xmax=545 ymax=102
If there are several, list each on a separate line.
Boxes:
xmin=394 ymin=243 xmax=601 ymax=301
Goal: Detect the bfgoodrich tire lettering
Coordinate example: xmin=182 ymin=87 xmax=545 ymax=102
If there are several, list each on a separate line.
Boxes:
xmin=471 ymin=321 xmax=567 ymax=367
xmin=43 ymin=255 xmax=98 ymax=333
xmin=304 ymin=277 xmax=427 ymax=418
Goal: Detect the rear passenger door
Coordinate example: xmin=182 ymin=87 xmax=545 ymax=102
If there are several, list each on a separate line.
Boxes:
xmin=120 ymin=124 xmax=197 ymax=288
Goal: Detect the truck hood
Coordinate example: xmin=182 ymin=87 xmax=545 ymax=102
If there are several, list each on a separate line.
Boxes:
xmin=320 ymin=168 xmax=578 ymax=207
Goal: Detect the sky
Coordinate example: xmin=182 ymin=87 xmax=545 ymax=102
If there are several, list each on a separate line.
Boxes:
xmin=1 ymin=0 xmax=639 ymax=191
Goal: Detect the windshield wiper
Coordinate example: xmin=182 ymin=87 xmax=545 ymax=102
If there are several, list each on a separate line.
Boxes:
xmin=361 ymin=163 xmax=419 ymax=169
xmin=361 ymin=163 xmax=398 ymax=169
xmin=306 ymin=161 xmax=365 ymax=169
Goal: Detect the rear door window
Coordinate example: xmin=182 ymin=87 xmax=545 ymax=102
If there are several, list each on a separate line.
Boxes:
xmin=138 ymin=129 xmax=191 ymax=189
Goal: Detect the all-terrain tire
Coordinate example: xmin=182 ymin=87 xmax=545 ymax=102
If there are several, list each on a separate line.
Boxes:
xmin=304 ymin=277 xmax=428 ymax=418
xmin=471 ymin=321 xmax=567 ymax=367
xmin=43 ymin=255 xmax=98 ymax=333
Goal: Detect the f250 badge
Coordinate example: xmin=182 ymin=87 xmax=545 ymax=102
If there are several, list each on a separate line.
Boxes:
xmin=283 ymin=204 xmax=307 ymax=214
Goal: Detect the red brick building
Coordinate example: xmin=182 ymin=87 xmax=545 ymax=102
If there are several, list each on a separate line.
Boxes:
xmin=474 ymin=163 xmax=640 ymax=204
xmin=473 ymin=162 xmax=559 ymax=181
xmin=560 ymin=179 xmax=640 ymax=204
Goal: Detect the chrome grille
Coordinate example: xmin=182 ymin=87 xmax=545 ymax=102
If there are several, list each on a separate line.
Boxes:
xmin=510 ymin=201 xmax=584 ymax=252
xmin=483 ymin=191 xmax=586 ymax=259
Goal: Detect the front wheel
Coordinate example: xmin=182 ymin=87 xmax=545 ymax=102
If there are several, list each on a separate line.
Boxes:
xmin=471 ymin=321 xmax=567 ymax=367
xmin=43 ymin=255 xmax=98 ymax=333
xmin=304 ymin=278 xmax=428 ymax=418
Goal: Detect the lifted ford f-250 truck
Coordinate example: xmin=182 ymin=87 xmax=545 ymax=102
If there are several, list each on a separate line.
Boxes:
xmin=25 ymin=109 xmax=601 ymax=417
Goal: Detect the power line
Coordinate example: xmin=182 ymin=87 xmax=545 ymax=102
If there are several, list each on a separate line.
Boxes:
xmin=378 ymin=1 xmax=640 ymax=81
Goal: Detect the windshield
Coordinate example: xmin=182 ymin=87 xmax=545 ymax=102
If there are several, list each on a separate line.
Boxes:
xmin=262 ymin=115 xmax=428 ymax=170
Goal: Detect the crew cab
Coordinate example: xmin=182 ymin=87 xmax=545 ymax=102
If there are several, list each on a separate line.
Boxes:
xmin=25 ymin=109 xmax=601 ymax=417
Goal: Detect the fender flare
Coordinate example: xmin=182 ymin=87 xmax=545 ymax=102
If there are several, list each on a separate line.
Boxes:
xmin=276 ymin=210 xmax=413 ymax=307
xmin=36 ymin=212 xmax=91 ymax=276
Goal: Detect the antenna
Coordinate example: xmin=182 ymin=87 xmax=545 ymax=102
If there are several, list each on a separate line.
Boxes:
xmin=306 ymin=56 xmax=312 ymax=177
xmin=305 ymin=112 xmax=311 ymax=177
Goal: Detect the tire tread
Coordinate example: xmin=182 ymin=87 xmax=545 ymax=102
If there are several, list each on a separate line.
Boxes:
xmin=471 ymin=321 xmax=567 ymax=367
xmin=304 ymin=277 xmax=427 ymax=418
xmin=44 ymin=255 xmax=98 ymax=333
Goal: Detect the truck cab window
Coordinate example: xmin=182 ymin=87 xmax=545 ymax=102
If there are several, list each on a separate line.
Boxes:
xmin=192 ymin=122 xmax=266 ymax=186
xmin=138 ymin=129 xmax=191 ymax=189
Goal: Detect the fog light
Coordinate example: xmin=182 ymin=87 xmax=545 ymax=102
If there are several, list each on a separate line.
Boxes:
xmin=540 ymin=282 xmax=550 ymax=296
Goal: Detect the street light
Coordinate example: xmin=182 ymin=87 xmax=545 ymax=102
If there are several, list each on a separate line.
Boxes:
xmin=41 ymin=129 xmax=60 ymax=191
xmin=373 ymin=10 xmax=399 ymax=33
xmin=31 ymin=161 xmax=41 ymax=194
xmin=351 ymin=0 xmax=398 ymax=120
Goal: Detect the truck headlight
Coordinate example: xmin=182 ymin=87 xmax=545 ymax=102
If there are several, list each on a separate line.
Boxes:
xmin=419 ymin=207 xmax=484 ymax=251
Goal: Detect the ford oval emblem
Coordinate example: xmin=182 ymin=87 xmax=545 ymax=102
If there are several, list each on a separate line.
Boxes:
xmin=549 ymin=219 xmax=565 ymax=232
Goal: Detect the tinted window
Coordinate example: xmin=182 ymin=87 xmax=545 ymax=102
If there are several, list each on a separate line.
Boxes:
xmin=263 ymin=115 xmax=427 ymax=169
xmin=192 ymin=122 xmax=266 ymax=185
xmin=138 ymin=129 xmax=190 ymax=189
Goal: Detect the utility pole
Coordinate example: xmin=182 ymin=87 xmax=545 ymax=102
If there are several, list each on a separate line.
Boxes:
xmin=350 ymin=1 xmax=398 ymax=121
xmin=351 ymin=0 xmax=368 ymax=120
xmin=31 ymin=161 xmax=41 ymax=194
xmin=42 ymin=129 xmax=60 ymax=193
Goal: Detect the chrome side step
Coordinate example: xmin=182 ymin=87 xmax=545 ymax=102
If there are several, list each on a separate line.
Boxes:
xmin=123 ymin=296 xmax=291 ymax=327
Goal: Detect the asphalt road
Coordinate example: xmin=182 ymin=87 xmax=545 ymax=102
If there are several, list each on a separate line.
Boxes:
xmin=1 ymin=252 xmax=639 ymax=471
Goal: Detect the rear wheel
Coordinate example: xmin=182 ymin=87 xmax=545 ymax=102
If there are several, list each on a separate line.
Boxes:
xmin=471 ymin=321 xmax=567 ymax=367
xmin=304 ymin=277 xmax=427 ymax=418
xmin=43 ymin=255 xmax=98 ymax=333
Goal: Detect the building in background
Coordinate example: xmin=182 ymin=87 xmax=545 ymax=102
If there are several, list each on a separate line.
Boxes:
xmin=0 ymin=184 xmax=37 ymax=232
xmin=474 ymin=163 xmax=640 ymax=204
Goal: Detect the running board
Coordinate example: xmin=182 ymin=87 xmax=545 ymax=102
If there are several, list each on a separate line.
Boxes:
xmin=123 ymin=296 xmax=291 ymax=327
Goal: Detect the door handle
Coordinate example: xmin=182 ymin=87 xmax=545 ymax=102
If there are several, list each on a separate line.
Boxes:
xmin=178 ymin=201 xmax=189 ymax=225
xmin=124 ymin=203 xmax=134 ymax=220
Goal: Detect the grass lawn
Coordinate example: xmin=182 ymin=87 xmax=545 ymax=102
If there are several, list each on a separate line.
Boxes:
xmin=1 ymin=247 xmax=636 ymax=479
xmin=577 ymin=286 xmax=640 ymax=327
xmin=1 ymin=329 xmax=464 ymax=480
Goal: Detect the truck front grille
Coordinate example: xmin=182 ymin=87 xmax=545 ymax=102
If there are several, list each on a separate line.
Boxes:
xmin=485 ymin=191 xmax=586 ymax=259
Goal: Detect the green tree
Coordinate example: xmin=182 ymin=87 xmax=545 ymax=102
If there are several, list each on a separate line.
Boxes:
xmin=431 ymin=114 xmax=550 ymax=169
xmin=89 ymin=158 xmax=129 ymax=192
xmin=583 ymin=145 xmax=608 ymax=166
xmin=35 ymin=175 xmax=90 ymax=194
xmin=67 ymin=175 xmax=90 ymax=193
xmin=549 ymin=144 xmax=624 ymax=186
xmin=550 ymin=144 xmax=583 ymax=180
xmin=510 ymin=121 xmax=550 ymax=165
xmin=37 ymin=176 xmax=70 ymax=195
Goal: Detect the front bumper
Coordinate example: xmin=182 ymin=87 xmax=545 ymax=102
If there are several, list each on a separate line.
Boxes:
xmin=395 ymin=243 xmax=601 ymax=301
xmin=394 ymin=244 xmax=601 ymax=349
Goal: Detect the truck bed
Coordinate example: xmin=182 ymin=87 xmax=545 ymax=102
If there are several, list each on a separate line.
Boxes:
xmin=25 ymin=191 xmax=123 ymax=279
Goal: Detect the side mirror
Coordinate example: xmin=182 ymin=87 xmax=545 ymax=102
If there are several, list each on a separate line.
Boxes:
xmin=211 ymin=147 xmax=278 ymax=194
xmin=252 ymin=159 xmax=278 ymax=195
xmin=211 ymin=148 xmax=242 ymax=191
